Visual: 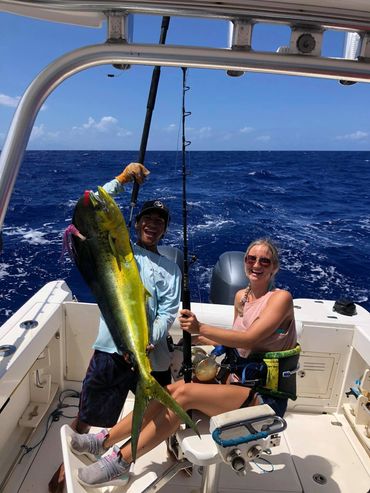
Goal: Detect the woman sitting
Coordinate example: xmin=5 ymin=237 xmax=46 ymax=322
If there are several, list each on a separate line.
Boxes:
xmin=71 ymin=238 xmax=297 ymax=488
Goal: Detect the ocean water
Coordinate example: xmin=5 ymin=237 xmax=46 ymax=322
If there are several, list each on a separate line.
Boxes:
xmin=1 ymin=150 xmax=369 ymax=326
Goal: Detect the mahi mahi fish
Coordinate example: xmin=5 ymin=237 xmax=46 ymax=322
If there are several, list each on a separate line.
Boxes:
xmin=67 ymin=187 xmax=198 ymax=460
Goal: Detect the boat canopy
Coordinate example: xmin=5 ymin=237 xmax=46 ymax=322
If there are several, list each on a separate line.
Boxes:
xmin=1 ymin=1 xmax=370 ymax=29
xmin=1 ymin=0 xmax=370 ymax=232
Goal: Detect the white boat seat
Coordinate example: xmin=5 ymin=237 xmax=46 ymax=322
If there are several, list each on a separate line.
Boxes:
xmin=176 ymin=405 xmax=285 ymax=471
xmin=175 ymin=412 xmax=223 ymax=466
xmin=167 ymin=404 xmax=286 ymax=493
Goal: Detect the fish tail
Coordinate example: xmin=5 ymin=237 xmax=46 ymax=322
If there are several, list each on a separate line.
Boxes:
xmin=131 ymin=379 xmax=150 ymax=462
xmin=131 ymin=375 xmax=199 ymax=462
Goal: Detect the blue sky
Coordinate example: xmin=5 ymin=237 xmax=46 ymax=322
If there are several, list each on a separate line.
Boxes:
xmin=1 ymin=12 xmax=370 ymax=151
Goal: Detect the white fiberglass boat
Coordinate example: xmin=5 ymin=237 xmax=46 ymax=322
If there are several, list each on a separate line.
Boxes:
xmin=0 ymin=2 xmax=370 ymax=492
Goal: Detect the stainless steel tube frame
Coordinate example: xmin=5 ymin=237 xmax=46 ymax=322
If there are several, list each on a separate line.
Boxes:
xmin=1 ymin=41 xmax=370 ymax=229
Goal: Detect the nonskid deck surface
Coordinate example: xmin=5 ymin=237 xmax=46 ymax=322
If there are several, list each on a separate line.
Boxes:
xmin=10 ymin=394 xmax=370 ymax=493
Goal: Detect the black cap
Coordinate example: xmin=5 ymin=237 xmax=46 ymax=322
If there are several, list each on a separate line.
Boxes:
xmin=136 ymin=200 xmax=170 ymax=228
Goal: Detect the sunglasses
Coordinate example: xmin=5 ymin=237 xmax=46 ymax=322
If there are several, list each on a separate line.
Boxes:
xmin=245 ymin=255 xmax=272 ymax=267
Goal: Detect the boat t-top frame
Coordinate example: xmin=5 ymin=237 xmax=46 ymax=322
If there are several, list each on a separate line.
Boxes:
xmin=1 ymin=0 xmax=370 ymax=230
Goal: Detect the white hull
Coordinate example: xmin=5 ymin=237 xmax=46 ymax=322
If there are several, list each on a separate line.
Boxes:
xmin=1 ymin=281 xmax=369 ymax=492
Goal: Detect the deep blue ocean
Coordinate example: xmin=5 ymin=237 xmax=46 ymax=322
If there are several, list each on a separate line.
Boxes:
xmin=1 ymin=150 xmax=369 ymax=326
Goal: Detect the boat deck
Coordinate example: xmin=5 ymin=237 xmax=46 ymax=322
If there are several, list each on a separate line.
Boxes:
xmin=5 ymin=393 xmax=370 ymax=493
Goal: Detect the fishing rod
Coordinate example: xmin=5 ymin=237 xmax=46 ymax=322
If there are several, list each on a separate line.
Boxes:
xmin=180 ymin=67 xmax=193 ymax=384
xmin=128 ymin=16 xmax=170 ymax=227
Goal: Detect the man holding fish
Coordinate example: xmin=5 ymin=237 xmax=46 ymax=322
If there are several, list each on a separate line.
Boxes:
xmin=49 ymin=162 xmax=182 ymax=493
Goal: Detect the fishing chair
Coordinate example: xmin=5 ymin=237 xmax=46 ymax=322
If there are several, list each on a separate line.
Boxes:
xmin=142 ymin=404 xmax=287 ymax=493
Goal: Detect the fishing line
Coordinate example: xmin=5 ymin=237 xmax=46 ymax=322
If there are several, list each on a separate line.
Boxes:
xmin=128 ymin=16 xmax=171 ymax=228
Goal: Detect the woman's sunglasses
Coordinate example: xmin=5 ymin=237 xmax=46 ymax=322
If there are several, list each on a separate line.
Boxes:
xmin=245 ymin=255 xmax=272 ymax=267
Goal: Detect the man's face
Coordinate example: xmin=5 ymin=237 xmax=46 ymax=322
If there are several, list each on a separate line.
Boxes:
xmin=135 ymin=211 xmax=166 ymax=250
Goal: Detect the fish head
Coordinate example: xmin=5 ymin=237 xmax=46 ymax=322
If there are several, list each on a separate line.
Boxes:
xmin=72 ymin=187 xmax=130 ymax=256
xmin=94 ymin=186 xmax=126 ymax=231
xmin=93 ymin=186 xmax=131 ymax=252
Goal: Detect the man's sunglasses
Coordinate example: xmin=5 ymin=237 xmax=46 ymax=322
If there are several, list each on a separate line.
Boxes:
xmin=245 ymin=255 xmax=272 ymax=267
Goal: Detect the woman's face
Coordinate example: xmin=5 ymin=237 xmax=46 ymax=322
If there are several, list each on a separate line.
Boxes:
xmin=244 ymin=244 xmax=277 ymax=285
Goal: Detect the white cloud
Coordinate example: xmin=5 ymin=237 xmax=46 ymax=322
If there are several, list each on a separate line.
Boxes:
xmin=117 ymin=129 xmax=133 ymax=137
xmin=72 ymin=116 xmax=131 ymax=139
xmin=165 ymin=123 xmax=177 ymax=132
xmin=0 ymin=93 xmax=47 ymax=112
xmin=186 ymin=126 xmax=213 ymax=139
xmin=78 ymin=116 xmax=118 ymax=132
xmin=240 ymin=126 xmax=254 ymax=134
xmin=30 ymin=124 xmax=45 ymax=140
xmin=256 ymin=135 xmax=271 ymax=142
xmin=336 ymin=130 xmax=368 ymax=141
xmin=29 ymin=124 xmax=60 ymax=142
xmin=0 ymin=93 xmax=20 ymax=108
xmin=198 ymin=126 xmax=212 ymax=139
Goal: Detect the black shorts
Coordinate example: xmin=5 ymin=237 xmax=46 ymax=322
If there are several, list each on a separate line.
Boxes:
xmin=258 ymin=394 xmax=288 ymax=418
xmin=151 ymin=367 xmax=172 ymax=387
xmin=237 ymin=387 xmax=288 ymax=418
xmin=78 ymin=350 xmax=171 ymax=428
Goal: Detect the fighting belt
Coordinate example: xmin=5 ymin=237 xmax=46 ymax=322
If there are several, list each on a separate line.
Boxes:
xmin=221 ymin=344 xmax=301 ymax=400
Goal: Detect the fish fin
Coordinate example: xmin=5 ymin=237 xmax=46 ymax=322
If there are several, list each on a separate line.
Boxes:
xmin=108 ymin=232 xmax=123 ymax=271
xmin=150 ymin=377 xmax=200 ymax=437
xmin=131 ymin=376 xmax=199 ymax=462
xmin=131 ymin=379 xmax=150 ymax=462
xmin=124 ymin=251 xmax=134 ymax=263
xmin=108 ymin=232 xmax=117 ymax=257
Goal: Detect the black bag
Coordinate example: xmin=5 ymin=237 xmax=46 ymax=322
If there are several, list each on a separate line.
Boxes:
xmin=333 ymin=298 xmax=357 ymax=316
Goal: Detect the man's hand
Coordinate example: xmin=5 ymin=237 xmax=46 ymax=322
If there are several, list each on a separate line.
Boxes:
xmin=146 ymin=343 xmax=155 ymax=355
xmin=116 ymin=162 xmax=150 ymax=185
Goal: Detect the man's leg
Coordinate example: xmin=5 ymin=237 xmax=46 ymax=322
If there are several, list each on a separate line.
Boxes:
xmin=48 ymin=417 xmax=90 ymax=493
xmin=48 ymin=350 xmax=136 ymax=492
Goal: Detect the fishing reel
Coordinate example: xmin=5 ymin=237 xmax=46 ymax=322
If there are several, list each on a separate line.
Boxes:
xmin=191 ymin=347 xmax=221 ymax=382
xmin=191 ymin=346 xmax=264 ymax=385
xmin=171 ymin=345 xmax=222 ymax=382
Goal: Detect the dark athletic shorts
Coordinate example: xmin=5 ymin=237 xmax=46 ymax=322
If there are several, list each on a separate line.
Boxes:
xmin=237 ymin=386 xmax=288 ymax=418
xmin=78 ymin=350 xmax=171 ymax=428
xmin=258 ymin=394 xmax=288 ymax=418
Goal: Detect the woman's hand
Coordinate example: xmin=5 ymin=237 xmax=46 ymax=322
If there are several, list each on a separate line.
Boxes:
xmin=179 ymin=309 xmax=201 ymax=334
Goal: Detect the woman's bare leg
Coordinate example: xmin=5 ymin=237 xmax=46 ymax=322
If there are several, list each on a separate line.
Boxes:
xmin=119 ymin=382 xmax=251 ymax=463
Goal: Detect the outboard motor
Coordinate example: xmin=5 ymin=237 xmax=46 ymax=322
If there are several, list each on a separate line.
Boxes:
xmin=210 ymin=251 xmax=247 ymax=305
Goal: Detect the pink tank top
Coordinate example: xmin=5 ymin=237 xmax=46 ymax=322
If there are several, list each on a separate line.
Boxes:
xmin=232 ymin=290 xmax=297 ymax=358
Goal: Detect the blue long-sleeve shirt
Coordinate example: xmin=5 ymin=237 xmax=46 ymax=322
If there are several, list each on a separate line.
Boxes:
xmin=92 ymin=179 xmax=182 ymax=371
